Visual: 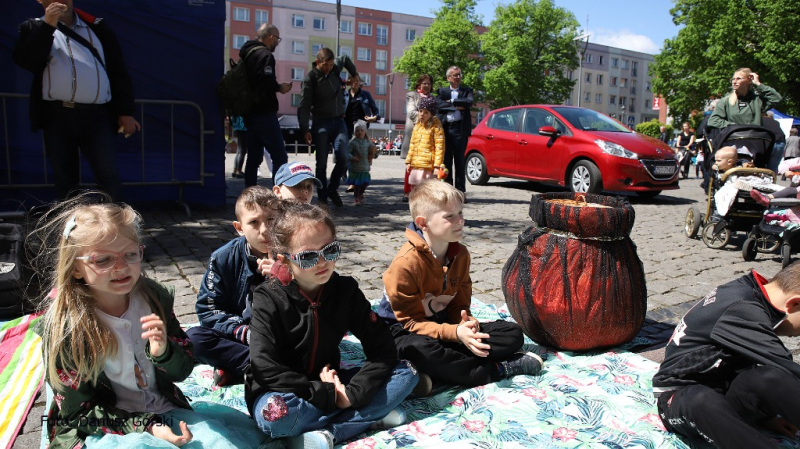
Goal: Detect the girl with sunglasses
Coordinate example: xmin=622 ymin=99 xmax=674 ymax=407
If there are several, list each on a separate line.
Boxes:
xmin=30 ymin=192 xmax=265 ymax=449
xmin=246 ymin=201 xmax=419 ymax=449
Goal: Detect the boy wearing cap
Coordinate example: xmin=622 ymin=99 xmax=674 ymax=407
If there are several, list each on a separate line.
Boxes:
xmin=405 ymin=96 xmax=445 ymax=192
xmin=272 ymin=161 xmax=323 ymax=204
xmin=187 ymin=186 xmax=288 ymax=386
xmin=653 ymin=262 xmax=800 ymax=447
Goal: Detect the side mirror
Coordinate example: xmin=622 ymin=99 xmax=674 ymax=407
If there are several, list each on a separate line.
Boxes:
xmin=539 ymin=126 xmax=559 ymax=137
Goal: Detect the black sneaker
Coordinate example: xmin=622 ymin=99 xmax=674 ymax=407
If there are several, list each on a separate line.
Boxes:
xmin=328 ymin=189 xmax=344 ymax=207
xmin=500 ymin=352 xmax=544 ymax=378
xmin=212 ymin=368 xmax=244 ymax=387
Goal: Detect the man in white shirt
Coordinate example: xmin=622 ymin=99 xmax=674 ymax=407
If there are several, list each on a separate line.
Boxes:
xmin=14 ymin=0 xmax=140 ymax=201
xmin=436 ymin=66 xmax=474 ymax=198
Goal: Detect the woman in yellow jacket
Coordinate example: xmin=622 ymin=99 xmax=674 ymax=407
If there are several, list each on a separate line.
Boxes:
xmin=406 ymin=96 xmax=445 ymax=191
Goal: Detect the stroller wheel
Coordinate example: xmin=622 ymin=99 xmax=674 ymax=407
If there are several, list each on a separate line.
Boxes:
xmin=782 ymin=244 xmax=792 ymax=268
xmin=685 ymin=207 xmax=702 ymax=239
xmin=742 ymin=237 xmax=758 ymax=261
xmin=756 ymin=235 xmax=780 ymax=253
xmin=702 ymin=222 xmax=731 ymax=249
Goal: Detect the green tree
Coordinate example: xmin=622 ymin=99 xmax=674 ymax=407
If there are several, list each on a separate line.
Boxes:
xmin=651 ymin=0 xmax=800 ymax=123
xmin=480 ymin=0 xmax=580 ymax=108
xmin=394 ymin=0 xmax=483 ymax=96
xmin=635 ymin=119 xmax=669 ymax=139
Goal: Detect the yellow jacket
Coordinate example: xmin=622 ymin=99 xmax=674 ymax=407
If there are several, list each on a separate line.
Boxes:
xmin=406 ymin=116 xmax=445 ymax=170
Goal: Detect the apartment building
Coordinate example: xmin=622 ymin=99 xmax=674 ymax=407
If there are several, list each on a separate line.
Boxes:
xmin=224 ymin=0 xmax=432 ymax=137
xmin=563 ymin=42 xmax=661 ymax=127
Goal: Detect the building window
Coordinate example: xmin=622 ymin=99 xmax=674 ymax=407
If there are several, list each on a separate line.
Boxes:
xmin=292 ymin=41 xmax=305 ymax=54
xmin=596 ymin=74 xmax=603 ymax=85
xmin=646 ymin=81 xmax=652 ymax=91
xmin=312 ymin=43 xmax=323 ymax=55
xmin=645 ymin=99 xmax=651 ymax=109
xmin=339 ymin=46 xmax=352 ymax=58
xmin=255 ymin=10 xmax=268 ymax=28
xmin=611 ymin=58 xmax=619 ymax=68
xmin=291 ymin=94 xmax=302 ymax=107
xmin=609 ymin=95 xmax=616 ymax=105
xmin=584 ymin=91 xmax=591 ymax=102
xmin=585 ymin=72 xmax=591 ymax=83
xmin=620 ymin=96 xmax=627 ymax=106
xmin=358 ymin=22 xmax=372 ymax=36
xmin=376 ymin=75 xmax=387 ymax=95
xmin=376 ymin=99 xmax=386 ymax=118
xmin=376 ymin=50 xmax=387 ymax=71
xmin=233 ymin=7 xmax=249 ymax=22
xmin=233 ymin=35 xmax=248 ymax=49
xmin=404 ymin=77 xmax=410 ymax=90
xmin=610 ymin=77 xmax=618 ymax=87
xmin=595 ymin=93 xmax=602 ymax=103
xmin=598 ymin=55 xmax=604 ymax=65
xmin=361 ymin=73 xmax=371 ymax=86
xmin=566 ymin=70 xmax=573 ymax=80
xmin=292 ymin=14 xmax=304 ymax=28
xmin=357 ymin=47 xmax=371 ymax=61
xmin=313 ymin=17 xmax=325 ymax=31
xmin=291 ymin=68 xmax=304 ymax=81
xmin=586 ymin=54 xmax=593 ymax=63
xmin=631 ymin=61 xmax=638 ymax=76
xmin=377 ymin=25 xmax=388 ymax=46
xmin=340 ymin=20 xmax=352 ymax=33
xmin=406 ymin=28 xmax=416 ymax=41
xmin=629 ymin=101 xmax=636 ymax=113
xmin=620 ymin=78 xmax=627 ymax=88
xmin=564 ymin=98 xmax=572 ymax=106
xmin=621 ymin=59 xmax=629 ymax=69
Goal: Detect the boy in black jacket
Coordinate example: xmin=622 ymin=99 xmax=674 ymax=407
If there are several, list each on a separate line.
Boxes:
xmin=653 ymin=262 xmax=800 ymax=448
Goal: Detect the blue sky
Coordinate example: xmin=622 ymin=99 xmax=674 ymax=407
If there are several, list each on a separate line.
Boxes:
xmin=316 ymin=0 xmax=680 ymax=55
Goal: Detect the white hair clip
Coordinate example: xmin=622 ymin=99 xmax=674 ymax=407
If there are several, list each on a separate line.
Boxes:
xmin=63 ymin=216 xmax=77 ymax=239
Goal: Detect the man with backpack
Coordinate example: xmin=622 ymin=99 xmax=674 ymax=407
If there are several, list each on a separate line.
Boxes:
xmin=239 ymin=23 xmax=292 ymax=187
xmin=298 ymin=47 xmax=359 ymax=207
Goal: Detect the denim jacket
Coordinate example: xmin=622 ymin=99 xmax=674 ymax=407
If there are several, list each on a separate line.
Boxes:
xmin=344 ymin=88 xmax=380 ymax=122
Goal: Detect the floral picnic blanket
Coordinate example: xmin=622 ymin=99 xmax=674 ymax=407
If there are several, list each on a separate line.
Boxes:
xmin=172 ymin=299 xmax=799 ymax=448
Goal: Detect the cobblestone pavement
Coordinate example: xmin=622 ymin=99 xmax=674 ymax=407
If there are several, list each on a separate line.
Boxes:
xmin=13 ymin=150 xmax=800 ymax=447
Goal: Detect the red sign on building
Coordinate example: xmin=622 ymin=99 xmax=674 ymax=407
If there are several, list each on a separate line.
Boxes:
xmin=652 ymin=95 xmax=661 ymax=110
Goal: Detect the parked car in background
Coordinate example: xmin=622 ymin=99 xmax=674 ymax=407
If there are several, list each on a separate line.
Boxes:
xmin=465 ymin=105 xmax=679 ymax=197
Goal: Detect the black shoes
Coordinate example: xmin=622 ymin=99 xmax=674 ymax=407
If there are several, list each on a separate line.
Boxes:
xmin=328 ymin=189 xmax=343 ymax=207
xmin=500 ymin=352 xmax=544 ymax=378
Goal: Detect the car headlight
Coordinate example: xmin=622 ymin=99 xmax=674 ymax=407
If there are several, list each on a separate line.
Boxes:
xmin=595 ymin=139 xmax=638 ymax=159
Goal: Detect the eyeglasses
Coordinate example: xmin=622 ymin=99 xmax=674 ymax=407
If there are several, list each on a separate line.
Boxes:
xmin=271 ymin=35 xmax=282 ymax=43
xmin=283 ymin=241 xmax=340 ymax=270
xmin=76 ymin=245 xmax=145 ymax=272
xmin=731 ymin=77 xmax=746 ymax=82
xmin=449 ymin=73 xmax=462 ymax=78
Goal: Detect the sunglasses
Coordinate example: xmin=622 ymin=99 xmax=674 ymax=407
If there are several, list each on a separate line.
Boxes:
xmin=76 ymin=245 xmax=145 ymax=272
xmin=283 ymin=241 xmax=340 ymax=270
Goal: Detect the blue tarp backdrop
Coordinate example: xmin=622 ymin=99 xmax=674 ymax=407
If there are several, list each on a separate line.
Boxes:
xmin=1 ymin=0 xmax=226 ymax=210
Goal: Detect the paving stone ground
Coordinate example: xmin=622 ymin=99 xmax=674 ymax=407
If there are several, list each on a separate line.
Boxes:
xmin=12 ymin=150 xmax=800 ymax=447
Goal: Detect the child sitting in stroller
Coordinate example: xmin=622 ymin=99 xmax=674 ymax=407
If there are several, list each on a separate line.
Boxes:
xmin=712 ymin=146 xmax=782 ymax=216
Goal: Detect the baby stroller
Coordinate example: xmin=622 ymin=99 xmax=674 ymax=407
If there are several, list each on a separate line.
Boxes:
xmin=742 ymin=197 xmax=800 ymax=267
xmin=684 ymin=124 xmax=777 ymax=250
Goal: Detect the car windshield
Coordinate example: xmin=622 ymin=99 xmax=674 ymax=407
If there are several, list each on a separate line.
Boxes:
xmin=552 ymin=107 xmax=632 ymax=133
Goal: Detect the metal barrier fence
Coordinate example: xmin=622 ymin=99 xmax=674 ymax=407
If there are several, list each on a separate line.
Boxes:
xmin=0 ymin=93 xmax=214 ymax=216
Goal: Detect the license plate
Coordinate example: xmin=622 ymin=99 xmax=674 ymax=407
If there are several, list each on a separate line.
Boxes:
xmin=654 ymin=165 xmax=676 ymax=175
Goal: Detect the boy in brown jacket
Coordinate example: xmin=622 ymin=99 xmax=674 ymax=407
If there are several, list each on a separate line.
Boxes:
xmin=377 ymin=180 xmax=543 ymax=391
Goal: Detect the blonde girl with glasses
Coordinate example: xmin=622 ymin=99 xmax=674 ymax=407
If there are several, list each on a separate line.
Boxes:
xmin=247 ymin=201 xmax=419 ymax=449
xmin=709 ymin=67 xmax=782 ymax=129
xmin=30 ymin=192 xmax=265 ymax=449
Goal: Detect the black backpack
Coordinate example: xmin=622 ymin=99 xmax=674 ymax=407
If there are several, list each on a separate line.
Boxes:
xmin=0 ymin=223 xmax=28 ymax=319
xmin=216 ymin=46 xmax=263 ymax=117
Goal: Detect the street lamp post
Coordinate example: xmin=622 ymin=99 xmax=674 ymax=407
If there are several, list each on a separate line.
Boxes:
xmin=620 ymin=105 xmax=626 ymax=126
xmin=386 ymin=72 xmax=396 ymax=139
xmin=573 ymin=34 xmax=589 ymax=106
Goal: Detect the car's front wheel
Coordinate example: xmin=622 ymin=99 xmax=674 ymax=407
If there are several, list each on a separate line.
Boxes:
xmin=570 ymin=161 xmax=602 ymax=194
xmin=466 ymin=152 xmax=489 ymax=185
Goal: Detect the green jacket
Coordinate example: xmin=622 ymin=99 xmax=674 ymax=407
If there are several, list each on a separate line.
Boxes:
xmin=297 ymin=54 xmax=358 ymax=136
xmin=708 ymin=84 xmax=782 ymax=129
xmin=41 ymin=279 xmax=194 ymax=449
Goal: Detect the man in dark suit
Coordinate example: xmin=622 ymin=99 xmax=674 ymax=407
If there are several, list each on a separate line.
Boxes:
xmin=436 ymin=66 xmax=473 ymax=196
xmin=13 ymin=0 xmax=140 ymax=201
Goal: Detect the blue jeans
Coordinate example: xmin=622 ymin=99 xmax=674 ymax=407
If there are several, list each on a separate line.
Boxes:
xmin=312 ymin=117 xmax=349 ymax=201
xmin=253 ymin=360 xmax=418 ymax=443
xmin=768 ymin=141 xmax=786 ymax=173
xmin=245 ymin=112 xmax=288 ymax=187
xmin=41 ymin=101 xmax=120 ymax=200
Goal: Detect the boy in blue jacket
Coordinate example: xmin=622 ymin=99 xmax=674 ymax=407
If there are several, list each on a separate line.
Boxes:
xmin=187 ymin=186 xmax=283 ymax=386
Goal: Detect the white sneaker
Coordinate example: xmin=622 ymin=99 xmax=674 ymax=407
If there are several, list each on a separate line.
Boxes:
xmin=286 ymin=429 xmax=334 ymax=449
xmin=369 ymin=407 xmax=406 ymax=430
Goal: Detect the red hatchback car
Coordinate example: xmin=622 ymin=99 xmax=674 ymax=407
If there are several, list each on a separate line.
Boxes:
xmin=465 ymin=105 xmax=679 ymax=197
